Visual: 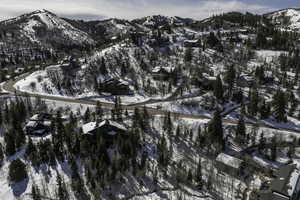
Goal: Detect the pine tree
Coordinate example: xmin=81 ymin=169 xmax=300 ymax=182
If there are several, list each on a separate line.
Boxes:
xmin=56 ymin=171 xmax=69 ymax=200
xmin=0 ymin=109 xmax=2 ymax=127
xmin=260 ymin=100 xmax=270 ymax=119
xmin=175 ymin=125 xmax=181 ymax=141
xmin=273 ymin=90 xmax=287 ymax=122
xmin=287 ymin=145 xmax=295 ymax=159
xmin=4 ymin=130 xmax=16 ymax=156
xmin=258 ymin=132 xmax=266 ymax=154
xmin=142 ymin=106 xmax=150 ymax=130
xmin=165 ymin=112 xmax=173 ymax=135
xmin=132 ymin=107 xmax=142 ymax=129
xmin=184 ymin=47 xmax=193 ymax=63
xmin=248 ymin=87 xmax=259 ymax=116
xmin=114 ymin=97 xmax=123 ymax=121
xmin=214 ymin=75 xmax=224 ymax=101
xmin=236 ymin=115 xmax=246 ymax=145
xmin=84 ymin=108 xmax=91 ymax=123
xmin=197 ymin=126 xmax=202 ymax=146
xmin=26 ymin=138 xmax=35 ymax=159
xmin=208 ymin=109 xmax=225 ymax=153
xmin=289 ymin=92 xmax=298 ymax=117
xmin=15 ymin=123 xmax=26 ymax=151
xmin=225 ymin=64 xmax=236 ymax=97
xmin=96 ymin=102 xmax=103 ymax=120
xmin=187 ymin=168 xmax=193 ymax=184
xmin=8 ymin=159 xmax=28 ymax=183
xmin=158 ymin=134 xmax=169 ymax=167
xmin=270 ymin=136 xmax=277 ymax=161
xmin=195 ymin=159 xmax=203 ymax=189
xmin=0 ymin=144 xmax=4 ymax=165
xmin=31 ymin=184 xmax=41 ymax=200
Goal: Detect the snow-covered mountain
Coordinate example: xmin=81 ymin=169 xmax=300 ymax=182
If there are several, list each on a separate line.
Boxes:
xmin=65 ymin=17 xmax=138 ymax=42
xmin=0 ymin=9 xmax=94 ymax=47
xmin=132 ymin=15 xmax=194 ymax=28
xmin=266 ymin=8 xmax=300 ymax=31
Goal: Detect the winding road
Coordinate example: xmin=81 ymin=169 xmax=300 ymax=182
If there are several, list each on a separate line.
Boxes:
xmin=1 ymin=71 xmax=300 ymax=136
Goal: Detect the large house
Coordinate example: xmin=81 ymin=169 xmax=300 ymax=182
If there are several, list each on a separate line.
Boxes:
xmin=183 ymin=39 xmax=202 ymax=48
xmin=24 ymin=113 xmax=52 ymax=136
xmin=82 ymin=120 xmax=128 ymax=146
xmin=191 ymin=73 xmax=216 ymax=90
xmin=152 ymin=66 xmax=173 ymax=81
xmin=259 ymin=164 xmax=300 ymax=200
xmin=216 ymin=153 xmax=244 ymax=178
xmin=24 ymin=113 xmax=69 ymax=136
xmin=101 ymin=78 xmax=132 ymax=95
xmin=237 ymin=73 xmax=254 ymax=88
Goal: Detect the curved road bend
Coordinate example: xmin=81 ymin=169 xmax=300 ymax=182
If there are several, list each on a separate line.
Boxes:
xmin=2 ymin=75 xmax=300 ymax=135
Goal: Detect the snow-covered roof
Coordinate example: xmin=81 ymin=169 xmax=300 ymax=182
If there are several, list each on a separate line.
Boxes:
xmin=30 ymin=114 xmax=39 ymax=121
xmin=184 ymin=39 xmax=199 ymax=43
xmin=43 ymin=121 xmax=51 ymax=126
xmin=29 ymin=113 xmax=52 ymax=121
xmin=216 ymin=153 xmax=243 ymax=169
xmin=240 ymin=74 xmax=253 ymax=82
xmin=99 ymin=120 xmax=127 ymax=131
xmin=26 ymin=121 xmax=37 ymax=128
xmin=82 ymin=120 xmax=127 ymax=135
xmin=82 ymin=122 xmax=97 ymax=134
xmin=103 ymin=78 xmax=129 ymax=86
xmin=203 ymin=73 xmax=217 ymax=81
xmin=152 ymin=66 xmax=174 ymax=73
xmin=287 ymin=169 xmax=299 ymax=196
xmin=152 ymin=67 xmax=163 ymax=73
xmin=14 ymin=68 xmax=25 ymax=73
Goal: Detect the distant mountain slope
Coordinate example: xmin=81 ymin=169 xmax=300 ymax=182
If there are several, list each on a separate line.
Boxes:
xmin=266 ymin=8 xmax=300 ymax=31
xmin=66 ymin=18 xmax=137 ymax=43
xmin=0 ymin=8 xmax=299 ymax=71
xmin=132 ymin=15 xmax=194 ymax=28
xmin=0 ymin=9 xmax=94 ymax=48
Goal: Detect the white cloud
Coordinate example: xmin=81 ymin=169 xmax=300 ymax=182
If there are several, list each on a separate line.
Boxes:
xmin=0 ymin=0 xmax=274 ymax=21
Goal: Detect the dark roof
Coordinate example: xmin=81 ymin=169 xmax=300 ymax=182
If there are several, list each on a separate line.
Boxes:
xmin=270 ymin=164 xmax=296 ymax=196
xmin=259 ymin=192 xmax=289 ymax=200
xmin=260 ymin=164 xmax=299 ymax=200
xmin=30 ymin=113 xmax=52 ymax=121
xmin=276 ymin=165 xmax=295 ymax=179
xmin=103 ymin=78 xmax=129 ymax=86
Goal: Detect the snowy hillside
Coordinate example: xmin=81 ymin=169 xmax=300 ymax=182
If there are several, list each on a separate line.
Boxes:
xmin=0 ymin=9 xmax=94 ymax=46
xmin=3 ymin=7 xmax=300 ymax=200
xmin=133 ymin=15 xmax=193 ymax=28
xmin=266 ymin=8 xmax=300 ymax=31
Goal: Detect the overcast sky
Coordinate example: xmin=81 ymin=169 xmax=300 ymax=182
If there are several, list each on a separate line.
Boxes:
xmin=0 ymin=0 xmax=300 ymax=21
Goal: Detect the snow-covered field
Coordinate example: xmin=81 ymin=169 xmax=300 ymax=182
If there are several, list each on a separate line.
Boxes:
xmin=255 ymin=50 xmax=287 ymax=63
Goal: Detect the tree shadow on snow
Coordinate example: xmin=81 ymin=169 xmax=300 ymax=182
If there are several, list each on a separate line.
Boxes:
xmin=11 ymin=178 xmax=29 ymax=197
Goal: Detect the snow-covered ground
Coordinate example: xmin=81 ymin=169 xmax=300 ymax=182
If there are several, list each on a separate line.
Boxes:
xmin=20 ymin=10 xmax=94 ymax=44
xmin=255 ymin=50 xmax=287 ymax=63
xmin=13 ymin=69 xmax=150 ymax=105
